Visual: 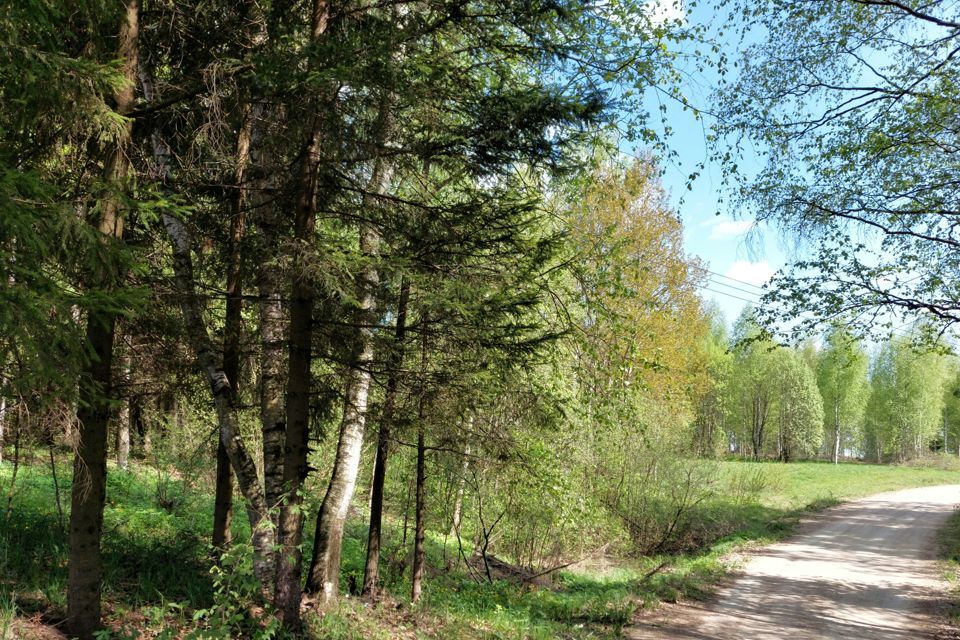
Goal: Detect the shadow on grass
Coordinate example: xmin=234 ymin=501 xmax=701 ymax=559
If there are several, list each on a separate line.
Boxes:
xmin=403 ymin=494 xmax=847 ymax=637
xmin=0 ymin=459 xmax=214 ymax=615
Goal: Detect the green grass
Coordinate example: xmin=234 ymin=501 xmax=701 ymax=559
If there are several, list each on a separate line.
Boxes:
xmin=2 ymin=454 xmax=959 ymax=638
xmin=725 ymin=457 xmax=960 ymax=511
xmin=0 ymin=591 xmax=15 ymax=640
xmin=314 ymin=458 xmax=960 ymax=639
xmin=0 ymin=453 xmax=223 ymax=617
xmin=938 ymin=502 xmax=960 ymax=623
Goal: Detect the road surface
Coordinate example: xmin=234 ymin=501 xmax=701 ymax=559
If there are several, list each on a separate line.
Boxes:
xmin=628 ymin=484 xmax=960 ymax=639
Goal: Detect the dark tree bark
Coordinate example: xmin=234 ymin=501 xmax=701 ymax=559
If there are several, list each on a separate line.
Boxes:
xmin=273 ymin=121 xmax=321 ymax=629
xmin=272 ymin=1 xmax=332 ymax=625
xmin=362 ymin=278 xmax=409 ymax=597
xmin=411 ymin=420 xmax=426 ymax=603
xmin=213 ymin=75 xmax=256 ymax=553
xmin=211 ymin=441 xmax=233 ymax=550
xmin=66 ymin=3 xmax=138 ymax=637
xmin=250 ymin=104 xmax=285 ymax=526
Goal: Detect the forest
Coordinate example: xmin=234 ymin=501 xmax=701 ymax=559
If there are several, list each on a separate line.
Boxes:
xmin=3 ymin=0 xmax=960 ymax=639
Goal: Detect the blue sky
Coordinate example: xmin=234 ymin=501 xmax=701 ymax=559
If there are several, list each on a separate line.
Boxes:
xmin=640 ymin=0 xmax=789 ymax=327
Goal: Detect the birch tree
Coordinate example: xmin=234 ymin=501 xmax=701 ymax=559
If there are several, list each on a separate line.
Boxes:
xmin=816 ymin=324 xmax=868 ymax=462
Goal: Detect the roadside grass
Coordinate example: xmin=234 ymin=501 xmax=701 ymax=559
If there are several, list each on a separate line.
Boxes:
xmin=2 ymin=454 xmax=959 ymax=638
xmin=938 ymin=503 xmax=960 ymax=623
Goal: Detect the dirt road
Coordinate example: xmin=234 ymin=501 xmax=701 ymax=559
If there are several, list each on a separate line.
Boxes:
xmin=627 ymin=485 xmax=960 ymax=639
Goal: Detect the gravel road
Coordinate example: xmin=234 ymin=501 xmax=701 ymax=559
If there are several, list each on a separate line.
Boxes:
xmin=627 ymin=484 xmax=960 ymax=639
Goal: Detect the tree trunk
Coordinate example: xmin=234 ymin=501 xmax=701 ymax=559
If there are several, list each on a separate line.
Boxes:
xmin=212 ymin=440 xmax=233 ymax=550
xmin=273 ymin=127 xmax=321 ymax=629
xmin=271 ymin=0 xmax=333 ymax=625
xmin=306 ymin=139 xmax=395 ymax=606
xmin=258 ymin=262 xmax=286 ymax=516
xmin=833 ymin=424 xmax=841 ymax=465
xmin=141 ymin=57 xmax=277 ymax=587
xmin=117 ymin=397 xmax=130 ymax=472
xmin=116 ymin=347 xmax=131 ymax=471
xmin=362 ymin=278 xmax=409 ymax=596
xmin=251 ymin=113 xmax=285 ymax=524
xmin=213 ymin=72 xmax=257 ymax=553
xmin=160 ymin=211 xmax=275 ymax=588
xmin=68 ymin=202 xmax=122 ymax=640
xmin=233 ymin=20 xmax=284 ymax=525
xmin=0 ymin=393 xmax=7 ymax=466
xmin=411 ymin=421 xmax=426 ymax=603
xmin=305 ymin=287 xmax=376 ymax=603
xmin=448 ymin=441 xmax=471 ymax=541
xmin=5 ymin=425 xmax=20 ymax=520
xmin=66 ymin=3 xmax=138 ymax=636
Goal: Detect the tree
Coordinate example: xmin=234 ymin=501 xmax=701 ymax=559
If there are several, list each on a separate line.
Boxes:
xmin=941 ymin=363 xmax=960 ymax=455
xmin=67 ymin=4 xmax=140 ymax=637
xmin=565 ymin=158 xmax=709 ymax=450
xmin=728 ymin=308 xmax=777 ymax=458
xmin=693 ymin=304 xmax=732 ymax=456
xmin=864 ymin=336 xmax=949 ymax=461
xmin=771 ymin=349 xmax=824 ymax=462
xmin=715 ymin=0 xmax=960 ymax=340
xmin=1 ymin=0 xmax=706 ymax=630
xmin=816 ymin=324 xmax=869 ymax=462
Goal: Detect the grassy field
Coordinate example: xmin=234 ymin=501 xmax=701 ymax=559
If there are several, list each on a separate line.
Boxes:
xmin=1 ymin=454 xmax=958 ymax=639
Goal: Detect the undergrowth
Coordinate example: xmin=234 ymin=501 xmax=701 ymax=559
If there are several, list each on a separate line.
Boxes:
xmin=2 ymin=454 xmax=959 ymax=638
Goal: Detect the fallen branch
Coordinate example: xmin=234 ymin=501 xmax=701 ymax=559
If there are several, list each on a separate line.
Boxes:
xmin=521 ymin=543 xmax=611 ymax=584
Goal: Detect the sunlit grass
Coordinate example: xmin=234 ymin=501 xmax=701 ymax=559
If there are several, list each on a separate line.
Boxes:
xmin=2 ymin=454 xmax=958 ymax=638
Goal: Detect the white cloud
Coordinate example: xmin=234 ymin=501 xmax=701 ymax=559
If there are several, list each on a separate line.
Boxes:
xmin=708 ymin=218 xmax=753 ymax=240
xmin=644 ymin=0 xmax=685 ymax=25
xmin=724 ymin=260 xmax=775 ymax=288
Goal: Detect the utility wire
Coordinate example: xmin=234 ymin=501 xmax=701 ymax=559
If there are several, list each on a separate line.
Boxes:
xmin=704 ymin=278 xmax=765 ymax=298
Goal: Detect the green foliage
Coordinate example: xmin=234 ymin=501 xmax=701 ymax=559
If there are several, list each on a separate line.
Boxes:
xmin=771 ymin=349 xmax=824 ymax=461
xmin=727 ymin=307 xmax=779 ymax=457
xmin=938 ymin=506 xmax=960 ymax=623
xmin=0 ymin=456 xmax=214 ymax=613
xmin=0 ymin=592 xmax=13 ymax=640
xmin=185 ymin=544 xmax=281 ymax=640
xmin=864 ymin=337 xmax=950 ymax=461
xmin=816 ymin=324 xmax=869 ymax=459
xmin=5 ymin=456 xmax=959 ymax=637
xmin=692 ymin=305 xmax=733 ymax=456
xmin=715 ymin=0 xmax=960 ymax=340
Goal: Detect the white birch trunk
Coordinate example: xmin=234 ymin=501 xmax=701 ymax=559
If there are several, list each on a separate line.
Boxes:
xmin=143 ymin=71 xmax=274 ymax=588
xmin=307 ymin=101 xmax=396 ymax=602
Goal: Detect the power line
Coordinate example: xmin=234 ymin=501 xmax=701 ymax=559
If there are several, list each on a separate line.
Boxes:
xmin=697 ymin=274 xmax=960 ymax=349
xmin=705 ymin=277 xmax=765 ymax=298
xmin=699 ymin=286 xmax=763 ymax=306
xmin=698 ymin=267 xmax=767 ymax=291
